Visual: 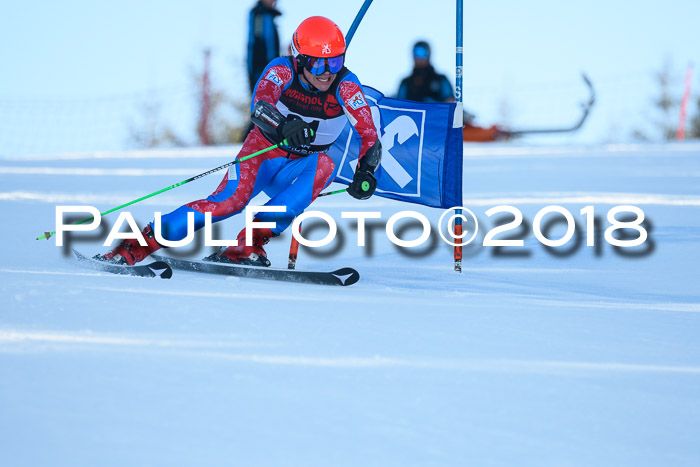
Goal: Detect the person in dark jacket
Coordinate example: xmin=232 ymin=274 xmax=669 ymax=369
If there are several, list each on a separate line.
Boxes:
xmin=247 ymin=0 xmax=282 ymax=94
xmin=397 ymin=40 xmax=506 ymax=141
xmin=397 ymin=40 xmax=454 ymax=103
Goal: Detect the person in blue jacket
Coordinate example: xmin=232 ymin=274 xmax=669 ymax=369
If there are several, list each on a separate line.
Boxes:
xmin=397 ymin=40 xmax=454 ymax=103
xmin=247 ymin=0 xmax=282 ymax=94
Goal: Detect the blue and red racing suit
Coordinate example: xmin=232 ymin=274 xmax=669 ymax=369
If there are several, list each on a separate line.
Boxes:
xmin=155 ymin=56 xmax=379 ymax=242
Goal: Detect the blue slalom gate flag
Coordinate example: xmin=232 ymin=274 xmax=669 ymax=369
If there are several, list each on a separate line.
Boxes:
xmin=328 ymin=86 xmax=463 ymax=209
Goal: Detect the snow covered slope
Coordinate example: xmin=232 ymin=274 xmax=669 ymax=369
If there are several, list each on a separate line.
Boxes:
xmin=1 ymin=142 xmax=699 ymax=466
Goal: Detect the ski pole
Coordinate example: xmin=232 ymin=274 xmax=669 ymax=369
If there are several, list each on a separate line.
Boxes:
xmin=318 ymin=188 xmax=347 ymax=197
xmin=287 ymin=189 xmax=345 ymax=269
xmin=287 ymin=222 xmax=303 ymax=270
xmin=316 ymin=182 xmax=372 ymax=198
xmin=36 ymin=139 xmax=293 ymax=240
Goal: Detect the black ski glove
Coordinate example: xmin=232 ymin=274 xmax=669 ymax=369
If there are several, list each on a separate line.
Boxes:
xmin=279 ymin=117 xmax=315 ymax=147
xmin=347 ymin=141 xmax=382 ymax=200
xmin=347 ymin=165 xmax=377 ymax=200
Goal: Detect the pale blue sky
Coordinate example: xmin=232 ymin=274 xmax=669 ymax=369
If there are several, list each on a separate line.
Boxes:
xmin=1 ymin=0 xmax=699 ymax=154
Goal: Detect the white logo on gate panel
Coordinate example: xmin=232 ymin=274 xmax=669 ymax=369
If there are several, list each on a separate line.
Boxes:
xmin=338 ymin=97 xmax=425 ymax=198
xmin=370 ymin=107 xmax=417 ymax=189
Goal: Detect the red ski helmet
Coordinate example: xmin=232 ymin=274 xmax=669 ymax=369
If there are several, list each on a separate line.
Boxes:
xmin=291 ymin=16 xmax=346 ymax=76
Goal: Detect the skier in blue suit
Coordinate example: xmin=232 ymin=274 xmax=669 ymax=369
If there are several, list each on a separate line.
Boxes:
xmin=97 ymin=16 xmax=382 ymax=267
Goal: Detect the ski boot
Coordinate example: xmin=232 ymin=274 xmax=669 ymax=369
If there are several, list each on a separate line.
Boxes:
xmin=94 ymin=225 xmax=161 ymax=265
xmin=204 ymin=225 xmax=274 ymax=267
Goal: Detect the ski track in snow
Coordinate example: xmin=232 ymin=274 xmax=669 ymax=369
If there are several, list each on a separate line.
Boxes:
xmin=2 ymin=329 xmax=699 ymax=375
xmin=2 ymin=266 xmax=698 ymax=314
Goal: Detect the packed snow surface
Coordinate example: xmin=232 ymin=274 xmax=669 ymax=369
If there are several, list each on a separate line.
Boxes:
xmin=1 ymin=142 xmax=699 ymax=466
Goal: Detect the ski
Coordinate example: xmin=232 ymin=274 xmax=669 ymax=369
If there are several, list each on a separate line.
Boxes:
xmin=72 ymin=249 xmax=173 ymax=279
xmin=150 ymin=254 xmax=359 ymax=286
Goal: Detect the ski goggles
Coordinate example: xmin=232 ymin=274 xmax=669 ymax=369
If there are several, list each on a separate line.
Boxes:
xmin=302 ymin=55 xmax=345 ymax=76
